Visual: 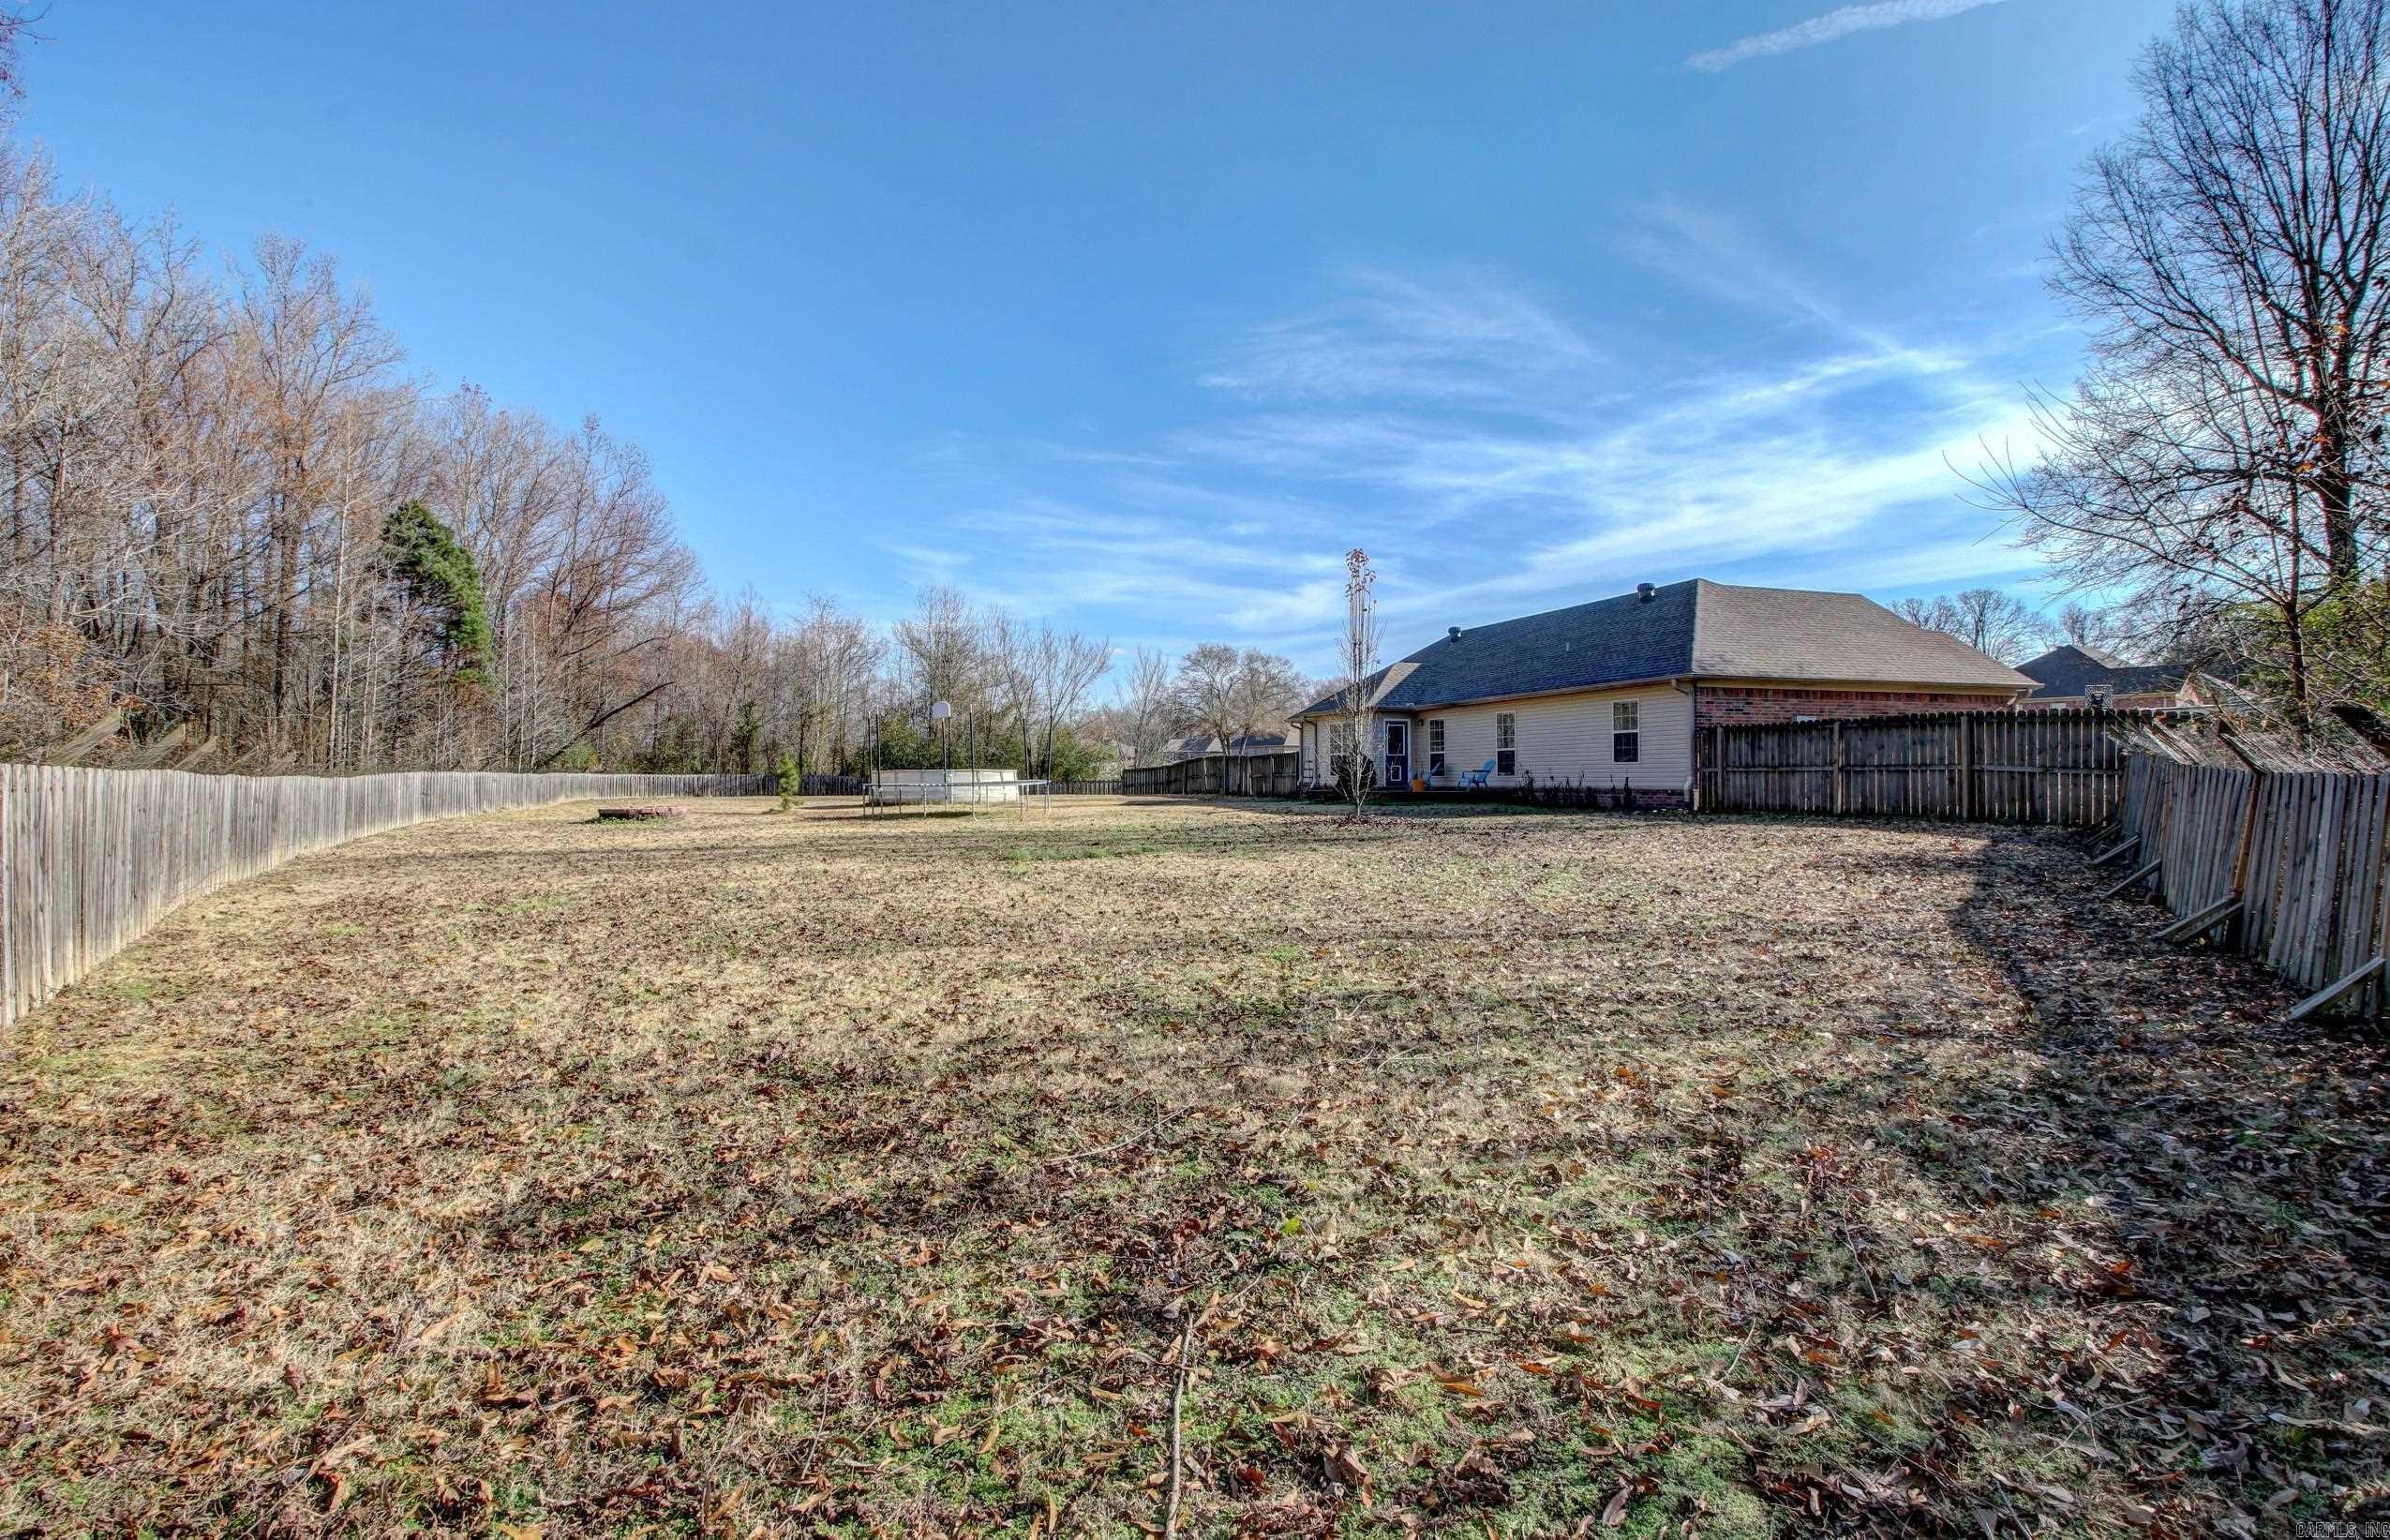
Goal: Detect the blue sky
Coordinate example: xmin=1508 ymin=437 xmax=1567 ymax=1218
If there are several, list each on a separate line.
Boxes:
xmin=27 ymin=0 xmax=2173 ymax=674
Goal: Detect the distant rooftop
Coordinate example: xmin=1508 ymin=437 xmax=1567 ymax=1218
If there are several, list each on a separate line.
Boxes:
xmin=2017 ymin=644 xmax=2188 ymax=701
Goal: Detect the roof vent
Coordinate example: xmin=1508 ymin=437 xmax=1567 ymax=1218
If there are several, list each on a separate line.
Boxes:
xmin=1448 ymin=626 xmax=1462 ymax=643
xmin=1636 ymin=582 xmax=1658 ymax=603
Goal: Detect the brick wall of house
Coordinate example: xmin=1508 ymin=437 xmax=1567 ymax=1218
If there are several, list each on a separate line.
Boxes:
xmin=1693 ymin=685 xmax=2016 ymax=732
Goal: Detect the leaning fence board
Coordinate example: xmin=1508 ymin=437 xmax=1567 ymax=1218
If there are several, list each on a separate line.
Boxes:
xmin=2288 ymin=956 xmax=2388 ymax=1024
xmin=0 ymin=766 xmax=771 ymax=1033
xmin=2101 ymin=860 xmax=2163 ymax=902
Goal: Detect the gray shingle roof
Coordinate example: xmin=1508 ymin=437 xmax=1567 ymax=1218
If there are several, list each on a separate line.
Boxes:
xmin=1297 ymin=579 xmax=2032 ymax=716
xmin=2017 ymin=645 xmax=2187 ymax=700
xmin=1172 ymin=732 xmax=1291 ymax=755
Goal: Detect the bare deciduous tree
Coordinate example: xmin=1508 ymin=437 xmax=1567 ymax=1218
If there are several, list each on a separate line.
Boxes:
xmin=1116 ymin=646 xmax=1174 ymax=769
xmin=892 ymin=584 xmax=989 ymax=724
xmin=1972 ymin=0 xmax=2390 ymax=727
xmin=2052 ymin=601 xmax=2139 ymax=659
xmin=1890 ymin=589 xmax=2050 ymax=663
xmin=1168 ymin=644 xmax=1305 ymax=785
xmin=1022 ymin=623 xmax=1111 ymax=778
xmin=1168 ymin=643 xmax=1245 ymax=769
xmin=0 ymin=6 xmax=37 ymax=116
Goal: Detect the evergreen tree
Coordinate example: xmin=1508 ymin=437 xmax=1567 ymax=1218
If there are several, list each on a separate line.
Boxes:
xmin=381 ymin=501 xmax=493 ymax=687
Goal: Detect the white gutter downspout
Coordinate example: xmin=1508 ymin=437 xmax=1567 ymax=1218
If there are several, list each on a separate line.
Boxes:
xmin=1669 ymin=677 xmax=1698 ymax=808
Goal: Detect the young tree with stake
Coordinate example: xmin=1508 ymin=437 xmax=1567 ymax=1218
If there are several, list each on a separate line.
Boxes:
xmin=1333 ymin=548 xmax=1382 ymax=819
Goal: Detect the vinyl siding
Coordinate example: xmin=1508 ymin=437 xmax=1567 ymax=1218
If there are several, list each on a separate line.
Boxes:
xmin=1301 ymin=714 xmax=1382 ymax=783
xmin=1413 ymin=684 xmax=1693 ymax=791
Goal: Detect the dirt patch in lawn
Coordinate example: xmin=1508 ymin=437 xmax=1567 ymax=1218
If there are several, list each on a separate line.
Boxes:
xmin=1 ymin=796 xmax=2384 ymax=1536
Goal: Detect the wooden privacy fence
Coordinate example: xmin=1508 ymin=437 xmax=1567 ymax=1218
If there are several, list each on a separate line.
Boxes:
xmin=1702 ymin=709 xmax=2208 ymax=827
xmin=1123 ymin=751 xmax=1303 ymax=799
xmin=1044 ymin=780 xmax=1125 ymax=796
xmin=2112 ymin=754 xmax=2390 ymax=1018
xmin=1 ymin=765 xmax=769 ymax=1033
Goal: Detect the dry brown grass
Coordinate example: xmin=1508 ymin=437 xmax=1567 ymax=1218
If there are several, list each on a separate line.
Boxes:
xmin=1 ymin=795 xmax=2384 ymax=1537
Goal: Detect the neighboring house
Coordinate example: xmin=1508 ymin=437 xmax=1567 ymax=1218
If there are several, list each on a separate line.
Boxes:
xmin=2016 ymin=644 xmax=2202 ymax=709
xmin=1164 ymin=731 xmax=1292 ymax=762
xmin=1292 ymin=578 xmax=2034 ymax=805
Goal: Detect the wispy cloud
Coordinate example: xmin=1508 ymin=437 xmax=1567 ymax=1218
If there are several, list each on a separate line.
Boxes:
xmin=1687 ymin=0 xmax=2007 ymax=73
xmin=888 ymin=212 xmax=2056 ymax=676
xmin=1621 ymin=199 xmax=1851 ymax=329
xmin=1200 ymin=267 xmax=1604 ymax=416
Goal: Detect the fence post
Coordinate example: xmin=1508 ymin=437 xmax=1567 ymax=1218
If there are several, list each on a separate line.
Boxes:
xmin=1831 ymin=722 xmax=1845 ymax=816
xmin=1959 ymin=714 xmax=1976 ymax=822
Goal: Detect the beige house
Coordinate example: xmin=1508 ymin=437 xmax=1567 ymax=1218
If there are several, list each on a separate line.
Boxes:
xmin=1292 ymin=579 xmax=2034 ymax=804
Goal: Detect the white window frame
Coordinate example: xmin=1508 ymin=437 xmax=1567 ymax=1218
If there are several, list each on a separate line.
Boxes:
xmin=1611 ymin=700 xmax=1639 ymax=765
xmin=1328 ymin=720 xmax=1361 ymax=780
xmin=1427 ymin=718 xmax=1446 ymax=777
xmin=1495 ymin=711 xmax=1516 ymax=776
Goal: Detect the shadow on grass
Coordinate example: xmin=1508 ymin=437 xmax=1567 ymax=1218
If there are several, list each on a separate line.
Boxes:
xmin=1797 ymin=826 xmax=2390 ymax=1533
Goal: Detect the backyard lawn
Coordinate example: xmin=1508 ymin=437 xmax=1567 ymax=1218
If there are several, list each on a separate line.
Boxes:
xmin=2 ymin=796 xmax=2385 ymax=1536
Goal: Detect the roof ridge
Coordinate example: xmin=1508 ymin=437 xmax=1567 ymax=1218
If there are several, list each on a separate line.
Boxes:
xmin=1695 ymin=576 xmax=1867 ymax=598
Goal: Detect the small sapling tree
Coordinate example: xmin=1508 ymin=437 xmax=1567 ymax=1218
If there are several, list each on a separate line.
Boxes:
xmin=1333 ymin=547 xmax=1382 ymax=820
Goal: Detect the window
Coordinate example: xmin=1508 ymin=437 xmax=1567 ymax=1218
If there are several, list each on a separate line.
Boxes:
xmin=1495 ymin=711 xmax=1516 ymax=776
xmin=1427 ymin=718 xmax=1446 ymax=777
xmin=1612 ymin=700 xmax=1640 ymax=764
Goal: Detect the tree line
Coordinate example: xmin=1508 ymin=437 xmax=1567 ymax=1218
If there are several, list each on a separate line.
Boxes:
xmin=60 ymin=0 xmax=2390 ymax=777
xmin=0 ymin=137 xmax=717 ymax=772
xmin=0 ymin=11 xmax=1343 ymax=782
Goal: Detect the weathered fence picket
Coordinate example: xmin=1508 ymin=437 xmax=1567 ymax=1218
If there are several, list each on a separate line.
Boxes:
xmin=1703 ymin=709 xmax=2205 ymax=827
xmin=0 ymin=766 xmax=769 ymax=1033
xmin=2116 ymin=754 xmax=2390 ymax=1016
xmin=1122 ymin=752 xmax=1303 ymax=799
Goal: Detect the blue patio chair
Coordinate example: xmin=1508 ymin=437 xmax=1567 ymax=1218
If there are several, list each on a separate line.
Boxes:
xmin=1459 ymin=758 xmax=1496 ymax=789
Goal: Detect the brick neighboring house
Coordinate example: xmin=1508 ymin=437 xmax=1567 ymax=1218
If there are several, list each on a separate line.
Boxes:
xmin=1291 ymin=578 xmax=2033 ymax=806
